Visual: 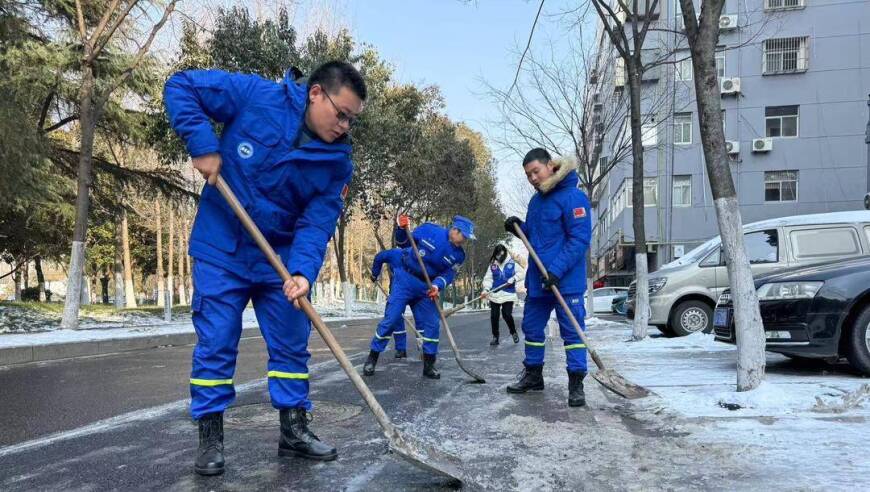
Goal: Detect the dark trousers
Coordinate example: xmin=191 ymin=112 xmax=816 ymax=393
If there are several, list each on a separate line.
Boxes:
xmin=490 ymin=301 xmax=516 ymax=338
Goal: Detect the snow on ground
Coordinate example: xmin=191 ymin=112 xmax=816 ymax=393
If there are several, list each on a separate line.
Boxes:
xmin=585 ymin=316 xmax=870 ymax=490
xmin=0 ymin=300 xmax=387 ymax=349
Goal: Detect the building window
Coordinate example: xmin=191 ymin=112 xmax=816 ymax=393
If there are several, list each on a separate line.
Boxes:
xmin=643 ymin=177 xmax=658 ymax=206
xmin=672 ymin=175 xmax=692 ymax=207
xmin=620 ymin=178 xmax=658 ymax=208
xmin=763 ymin=37 xmax=809 ymax=74
xmin=641 ymin=119 xmax=657 ymax=146
xmin=675 ymin=51 xmax=693 ymax=81
xmin=764 ymin=170 xmax=798 ymax=202
xmin=715 ymin=49 xmax=725 ymax=78
xmin=765 ymin=105 xmax=799 ymax=138
xmin=765 ymin=0 xmax=805 ymax=10
xmin=673 ymin=112 xmax=692 ymax=145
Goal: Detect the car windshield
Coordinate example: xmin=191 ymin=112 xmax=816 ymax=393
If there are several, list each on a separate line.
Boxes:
xmin=662 ymin=236 xmax=721 ymax=268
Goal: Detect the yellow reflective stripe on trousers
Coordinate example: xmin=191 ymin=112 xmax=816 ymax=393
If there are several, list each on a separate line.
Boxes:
xmin=267 ymin=371 xmax=309 ymax=380
xmin=190 ymin=378 xmax=233 ymax=387
xmin=421 ymin=337 xmax=439 ymax=343
xmin=564 ymin=343 xmax=587 ymax=350
xmin=524 ymin=340 xmax=545 ymax=347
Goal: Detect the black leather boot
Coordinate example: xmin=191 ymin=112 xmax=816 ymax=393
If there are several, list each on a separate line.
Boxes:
xmin=363 ymin=350 xmax=379 ymax=376
xmin=194 ymin=412 xmax=225 ymax=476
xmin=489 ymin=337 xmax=499 ymax=346
xmin=422 ymin=353 xmax=441 ymax=379
xmin=568 ymin=371 xmax=587 ymax=407
xmin=394 ymin=350 xmax=407 ymax=359
xmin=506 ymin=365 xmax=544 ymax=393
xmin=278 ymin=408 xmax=338 ymax=461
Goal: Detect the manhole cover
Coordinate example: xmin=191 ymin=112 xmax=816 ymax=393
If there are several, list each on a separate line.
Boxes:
xmin=224 ymin=400 xmax=363 ymax=429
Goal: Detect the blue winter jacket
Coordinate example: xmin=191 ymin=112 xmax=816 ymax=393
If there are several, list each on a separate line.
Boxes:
xmin=521 ymin=163 xmax=592 ymax=298
xmin=163 ymin=69 xmax=352 ymax=284
xmin=372 ymin=223 xmax=465 ymax=292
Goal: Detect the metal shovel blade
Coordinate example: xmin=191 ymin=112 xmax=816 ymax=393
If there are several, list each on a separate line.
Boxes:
xmin=592 ymin=369 xmax=652 ymax=399
xmin=385 ymin=429 xmax=470 ymax=486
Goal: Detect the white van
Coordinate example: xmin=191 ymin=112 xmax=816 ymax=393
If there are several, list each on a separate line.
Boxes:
xmin=626 ymin=211 xmax=870 ymax=336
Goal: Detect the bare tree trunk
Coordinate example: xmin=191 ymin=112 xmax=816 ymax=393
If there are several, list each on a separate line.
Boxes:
xmin=156 ymin=201 xmax=165 ymax=307
xmin=35 ymin=256 xmax=46 ymax=302
xmin=177 ymin=216 xmax=187 ymax=305
xmin=13 ymin=269 xmax=22 ymax=301
xmin=680 ymin=0 xmax=765 ymax=390
xmin=114 ymin=219 xmax=125 ymax=309
xmin=22 ymin=260 xmax=29 ymax=289
xmin=168 ymin=207 xmax=175 ymax=307
xmin=121 ymin=209 xmax=137 ymax=308
xmin=628 ymin=65 xmax=649 ymax=340
xmin=61 ymin=65 xmax=98 ymax=329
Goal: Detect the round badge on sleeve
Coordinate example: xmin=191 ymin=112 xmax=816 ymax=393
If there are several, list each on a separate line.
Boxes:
xmin=237 ymin=141 xmax=254 ymax=159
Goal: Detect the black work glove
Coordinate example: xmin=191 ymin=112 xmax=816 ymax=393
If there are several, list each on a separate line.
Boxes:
xmin=542 ymin=273 xmax=560 ymax=290
xmin=504 ymin=216 xmax=524 ymax=237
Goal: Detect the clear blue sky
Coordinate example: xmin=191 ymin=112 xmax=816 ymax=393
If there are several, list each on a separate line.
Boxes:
xmin=345 ymin=0 xmax=542 ymax=134
xmin=338 ymin=0 xmax=581 ymax=214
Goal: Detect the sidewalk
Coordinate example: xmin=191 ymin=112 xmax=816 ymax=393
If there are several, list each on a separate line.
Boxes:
xmin=0 ymin=307 xmax=380 ymax=366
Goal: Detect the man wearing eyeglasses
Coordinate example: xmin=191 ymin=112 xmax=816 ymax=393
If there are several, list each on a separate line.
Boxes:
xmin=164 ymin=61 xmax=366 ymax=476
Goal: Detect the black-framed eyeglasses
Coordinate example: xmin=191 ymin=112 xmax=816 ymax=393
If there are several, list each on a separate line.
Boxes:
xmin=322 ymin=90 xmax=359 ymax=128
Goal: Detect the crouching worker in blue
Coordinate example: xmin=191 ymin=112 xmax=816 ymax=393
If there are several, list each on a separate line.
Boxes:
xmin=504 ymin=148 xmax=592 ymax=407
xmin=164 ymin=61 xmax=366 ymax=475
xmin=364 ymin=215 xmax=474 ymax=379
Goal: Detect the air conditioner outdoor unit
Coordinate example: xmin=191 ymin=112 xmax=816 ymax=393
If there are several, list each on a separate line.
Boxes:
xmin=725 ymin=140 xmax=740 ymax=155
xmin=752 ymin=137 xmax=773 ymax=152
xmin=720 ymin=77 xmax=741 ymax=95
xmin=719 ymin=15 xmax=738 ymax=30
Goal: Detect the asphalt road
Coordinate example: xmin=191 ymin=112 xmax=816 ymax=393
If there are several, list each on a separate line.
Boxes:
xmin=0 ymin=311 xmax=652 ymax=491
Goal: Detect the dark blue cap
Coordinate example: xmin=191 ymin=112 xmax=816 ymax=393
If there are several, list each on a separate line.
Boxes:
xmin=451 ymin=215 xmax=476 ymax=240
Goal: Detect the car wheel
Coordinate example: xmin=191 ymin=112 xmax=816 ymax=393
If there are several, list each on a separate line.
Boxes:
xmin=845 ymin=305 xmax=870 ymax=376
xmin=669 ymin=300 xmax=713 ymax=337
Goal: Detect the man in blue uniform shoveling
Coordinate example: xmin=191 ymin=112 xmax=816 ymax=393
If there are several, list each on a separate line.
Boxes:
xmin=504 ymin=148 xmax=592 ymax=407
xmin=164 ymin=61 xmax=366 ymax=475
xmin=365 ymin=214 xmax=475 ymax=379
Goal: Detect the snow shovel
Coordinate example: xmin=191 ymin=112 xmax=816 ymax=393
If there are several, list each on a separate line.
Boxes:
xmin=214 ymin=176 xmax=468 ymax=484
xmin=511 ymin=223 xmax=651 ymax=400
xmin=443 ymin=282 xmax=509 ymax=317
xmin=403 ymin=224 xmax=486 ymax=384
xmin=371 ymin=277 xmax=425 ymax=354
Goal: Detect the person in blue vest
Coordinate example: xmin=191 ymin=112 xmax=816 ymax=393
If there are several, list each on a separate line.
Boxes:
xmin=481 ymin=244 xmax=525 ymax=346
xmin=164 ymin=61 xmax=366 ymax=476
xmin=365 ymin=214 xmax=474 ymax=379
xmin=504 ymin=148 xmax=592 ymax=408
xmin=368 ymin=239 xmax=410 ymax=359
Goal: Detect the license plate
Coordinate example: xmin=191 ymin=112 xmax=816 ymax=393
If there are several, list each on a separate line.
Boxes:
xmin=713 ymin=308 xmax=730 ymax=327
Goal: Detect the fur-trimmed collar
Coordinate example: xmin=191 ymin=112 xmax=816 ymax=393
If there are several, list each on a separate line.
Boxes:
xmin=537 ymin=159 xmax=577 ymax=194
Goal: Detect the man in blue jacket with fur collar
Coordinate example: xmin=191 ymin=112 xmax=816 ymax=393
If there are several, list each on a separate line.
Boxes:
xmin=504 ymin=148 xmax=592 ymax=408
xmin=164 ymin=61 xmax=366 ymax=475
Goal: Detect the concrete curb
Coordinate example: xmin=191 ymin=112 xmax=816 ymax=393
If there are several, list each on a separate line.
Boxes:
xmin=0 ymin=317 xmax=378 ymax=368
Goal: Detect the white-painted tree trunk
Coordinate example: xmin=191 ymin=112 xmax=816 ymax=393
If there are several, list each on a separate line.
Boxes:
xmin=586 ymin=277 xmax=594 ymax=319
xmin=80 ymin=275 xmax=91 ymax=305
xmin=632 ymin=253 xmax=649 ymax=340
xmin=61 ymin=241 xmax=85 ymax=328
xmin=343 ymin=282 xmax=353 ymax=318
xmin=121 ymin=211 xmax=137 ymax=308
xmin=715 ymin=197 xmax=766 ymax=390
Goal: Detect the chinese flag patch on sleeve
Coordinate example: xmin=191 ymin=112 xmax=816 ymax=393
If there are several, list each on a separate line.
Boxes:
xmin=341 ymin=184 xmax=349 ymax=200
xmin=573 ymin=207 xmax=587 ymax=219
